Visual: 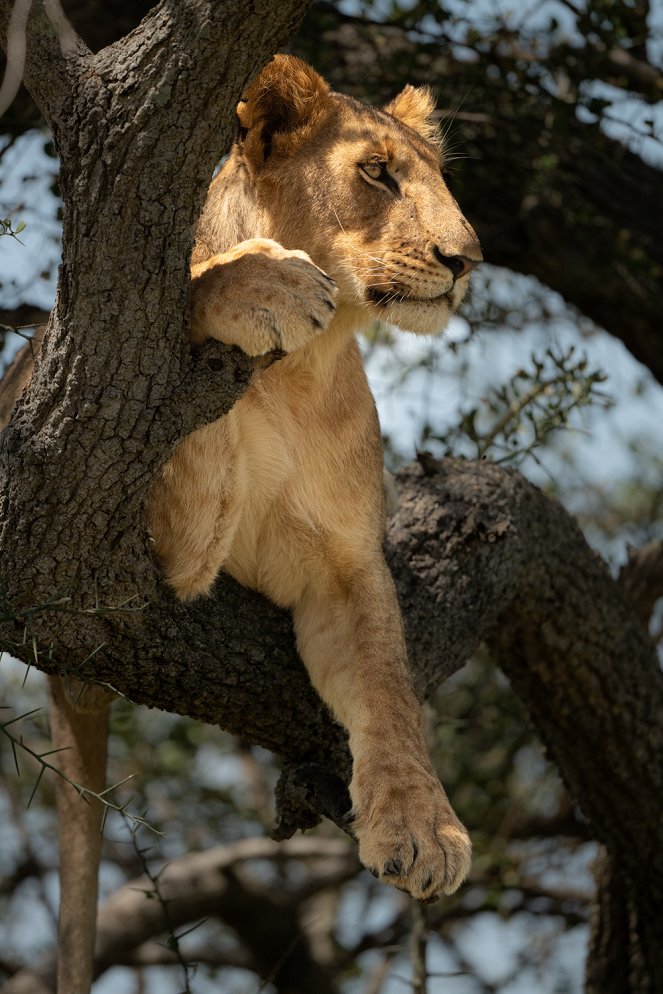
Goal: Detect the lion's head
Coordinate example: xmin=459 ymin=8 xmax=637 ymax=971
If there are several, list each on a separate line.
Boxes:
xmin=232 ymin=55 xmax=481 ymax=337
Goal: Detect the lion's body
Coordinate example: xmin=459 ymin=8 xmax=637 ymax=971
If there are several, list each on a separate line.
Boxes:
xmin=150 ymin=332 xmax=382 ymax=606
xmin=149 ymin=56 xmax=481 ymax=903
xmin=150 ymin=59 xmax=479 ymax=611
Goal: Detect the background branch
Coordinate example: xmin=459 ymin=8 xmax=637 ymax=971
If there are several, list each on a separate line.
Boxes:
xmin=3 ymin=838 xmax=355 ymax=994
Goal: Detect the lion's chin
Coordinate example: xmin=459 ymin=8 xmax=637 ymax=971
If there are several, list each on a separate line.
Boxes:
xmin=369 ymin=296 xmax=455 ymax=336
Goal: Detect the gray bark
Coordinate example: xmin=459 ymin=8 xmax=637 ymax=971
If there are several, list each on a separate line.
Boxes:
xmin=1 ymin=2 xmax=662 ymax=991
xmin=0 ymin=0 xmax=309 ymax=600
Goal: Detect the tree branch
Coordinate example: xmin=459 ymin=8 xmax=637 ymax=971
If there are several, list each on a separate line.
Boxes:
xmin=0 ymin=305 xmax=50 ymax=332
xmin=618 ymin=540 xmax=663 ymax=628
xmin=3 ymin=457 xmax=661 ymax=873
xmin=0 ymin=0 xmax=88 ymax=127
xmin=386 ymin=460 xmax=663 ymax=881
xmin=0 ymin=0 xmax=313 ymax=604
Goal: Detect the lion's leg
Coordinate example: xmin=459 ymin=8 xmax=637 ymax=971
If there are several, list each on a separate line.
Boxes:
xmin=189 ymin=239 xmax=337 ymax=355
xmin=148 ymin=241 xmax=338 ymax=599
xmin=293 ymin=557 xmax=471 ymax=901
xmin=148 ymin=419 xmax=244 ymax=600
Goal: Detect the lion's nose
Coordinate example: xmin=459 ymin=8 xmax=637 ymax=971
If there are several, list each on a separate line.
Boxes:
xmin=432 ymin=246 xmax=481 ymax=281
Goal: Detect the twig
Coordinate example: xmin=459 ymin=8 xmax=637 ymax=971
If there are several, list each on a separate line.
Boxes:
xmin=129 ymin=826 xmax=202 ymax=994
xmin=0 ymin=706 xmax=159 ymax=834
xmin=410 ymin=902 xmax=428 ymax=994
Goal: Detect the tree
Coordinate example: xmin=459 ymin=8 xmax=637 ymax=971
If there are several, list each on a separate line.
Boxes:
xmin=1 ymin=1 xmax=662 ymax=992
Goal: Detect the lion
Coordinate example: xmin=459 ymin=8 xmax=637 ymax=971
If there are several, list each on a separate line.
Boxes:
xmin=0 ymin=54 xmax=481 ymax=992
xmin=149 ymin=53 xmax=481 ymax=898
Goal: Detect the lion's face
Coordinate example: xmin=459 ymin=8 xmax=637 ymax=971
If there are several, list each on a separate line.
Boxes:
xmin=237 ymin=57 xmax=482 ymax=336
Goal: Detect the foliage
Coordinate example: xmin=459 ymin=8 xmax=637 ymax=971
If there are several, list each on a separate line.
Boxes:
xmin=431 ymin=346 xmax=612 ymax=467
xmin=0 ymin=217 xmax=24 ymax=238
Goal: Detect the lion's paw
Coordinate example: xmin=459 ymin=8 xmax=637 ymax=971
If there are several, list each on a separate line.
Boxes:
xmin=351 ymin=765 xmax=471 ymax=902
xmin=190 ymin=238 xmax=337 ymax=356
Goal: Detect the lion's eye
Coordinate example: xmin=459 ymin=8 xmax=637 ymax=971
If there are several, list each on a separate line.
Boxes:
xmin=362 ymin=162 xmax=383 ymax=180
xmin=359 ymin=161 xmax=400 ymax=196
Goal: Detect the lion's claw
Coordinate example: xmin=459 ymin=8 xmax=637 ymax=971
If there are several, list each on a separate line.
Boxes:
xmin=351 ymin=765 xmax=471 ymax=901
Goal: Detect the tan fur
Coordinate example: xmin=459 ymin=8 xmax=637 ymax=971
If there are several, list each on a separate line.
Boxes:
xmin=0 ymin=324 xmax=46 ymax=427
xmin=149 ymin=55 xmax=482 ymax=901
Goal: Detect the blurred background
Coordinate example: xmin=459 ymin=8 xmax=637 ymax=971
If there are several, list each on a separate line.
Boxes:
xmin=1 ymin=1 xmax=662 ymax=991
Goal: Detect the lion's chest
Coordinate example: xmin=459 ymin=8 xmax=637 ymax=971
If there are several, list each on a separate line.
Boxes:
xmin=222 ymin=397 xmax=330 ymax=606
xmin=221 ymin=358 xmax=384 ymax=609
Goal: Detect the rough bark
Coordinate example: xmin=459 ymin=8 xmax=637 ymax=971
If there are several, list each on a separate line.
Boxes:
xmin=1 ymin=2 xmax=662 ymax=991
xmin=0 ymin=0 xmax=310 ymax=605
xmin=391 ymin=459 xmax=663 ymax=990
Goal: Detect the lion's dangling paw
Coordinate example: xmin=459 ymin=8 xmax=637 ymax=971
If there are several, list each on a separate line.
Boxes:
xmin=351 ymin=761 xmax=471 ymax=902
xmin=190 ymin=238 xmax=337 ymax=356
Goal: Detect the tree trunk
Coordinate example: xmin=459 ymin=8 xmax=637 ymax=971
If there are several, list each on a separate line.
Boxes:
xmin=586 ymin=853 xmax=655 ymax=994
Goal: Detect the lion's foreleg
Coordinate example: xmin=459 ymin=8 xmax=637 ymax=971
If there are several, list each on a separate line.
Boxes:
xmin=147 ymin=419 xmax=244 ymax=601
xmin=293 ymin=558 xmax=471 ymax=902
xmin=188 ymin=240 xmax=336 ymax=355
xmin=48 ymin=676 xmax=111 ymax=994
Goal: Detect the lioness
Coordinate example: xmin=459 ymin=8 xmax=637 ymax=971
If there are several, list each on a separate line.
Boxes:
xmin=0 ymin=54 xmax=481 ymax=992
xmin=148 ymin=55 xmax=482 ymax=901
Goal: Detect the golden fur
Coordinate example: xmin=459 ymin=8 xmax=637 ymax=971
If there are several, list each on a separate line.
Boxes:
xmin=148 ymin=55 xmax=482 ymax=900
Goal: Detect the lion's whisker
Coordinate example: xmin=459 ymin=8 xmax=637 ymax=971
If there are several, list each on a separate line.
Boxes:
xmin=331 ymin=207 xmax=386 ymax=269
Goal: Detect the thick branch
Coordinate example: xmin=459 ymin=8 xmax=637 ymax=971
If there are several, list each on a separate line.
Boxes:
xmin=3 ymin=459 xmax=661 ymax=870
xmin=2 ymin=455 xmax=661 ymax=981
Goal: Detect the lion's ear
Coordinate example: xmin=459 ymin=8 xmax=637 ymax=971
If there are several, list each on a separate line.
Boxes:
xmin=237 ymin=55 xmax=330 ymax=168
xmin=384 ymin=85 xmax=440 ymax=144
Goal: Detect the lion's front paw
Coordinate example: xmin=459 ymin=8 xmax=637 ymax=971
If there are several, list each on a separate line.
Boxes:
xmin=351 ymin=764 xmax=471 ymax=901
xmin=190 ymin=239 xmax=337 ymax=356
